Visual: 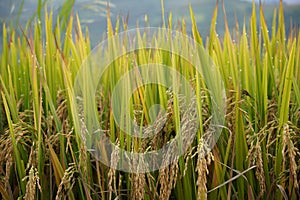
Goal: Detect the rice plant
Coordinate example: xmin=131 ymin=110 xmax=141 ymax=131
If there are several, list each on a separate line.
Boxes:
xmin=0 ymin=0 xmax=299 ymax=199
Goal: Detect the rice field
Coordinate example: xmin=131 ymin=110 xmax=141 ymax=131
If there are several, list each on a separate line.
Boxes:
xmin=0 ymin=1 xmax=299 ymax=199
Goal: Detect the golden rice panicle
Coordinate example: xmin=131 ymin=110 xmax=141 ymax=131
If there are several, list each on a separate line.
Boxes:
xmin=282 ymin=124 xmax=299 ymax=195
xmin=78 ymin=143 xmax=93 ymax=200
xmin=55 ymin=163 xmax=77 ymax=200
xmin=4 ymin=156 xmax=13 ymax=191
xmin=254 ymin=144 xmax=266 ymax=198
xmin=170 ymin=162 xmax=179 ymax=189
xmin=56 ymin=90 xmax=68 ymax=121
xmin=107 ymin=168 xmax=115 ymax=200
xmin=0 ymin=132 xmax=13 ymax=190
xmin=130 ymin=142 xmax=146 ymax=200
xmin=158 ymin=166 xmax=170 ymax=200
xmin=108 ymin=141 xmax=120 ymax=199
xmin=196 ymin=140 xmax=213 ymax=200
xmin=131 ymin=173 xmax=146 ymax=200
xmin=246 ymin=131 xmax=266 ymax=198
xmin=158 ymin=161 xmax=179 ymax=200
xmin=196 ymin=158 xmax=208 ymax=200
xmin=183 ymin=149 xmax=193 ymax=177
xmin=23 ymin=167 xmax=41 ymax=200
xmin=157 ymin=132 xmax=180 ymax=200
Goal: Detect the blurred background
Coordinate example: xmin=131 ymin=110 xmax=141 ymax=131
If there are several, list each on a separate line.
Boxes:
xmin=0 ymin=0 xmax=299 ymax=48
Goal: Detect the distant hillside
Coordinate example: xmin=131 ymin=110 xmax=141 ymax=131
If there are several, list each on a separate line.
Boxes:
xmin=241 ymin=0 xmax=300 ymax=5
xmin=0 ymin=0 xmax=299 ymax=48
